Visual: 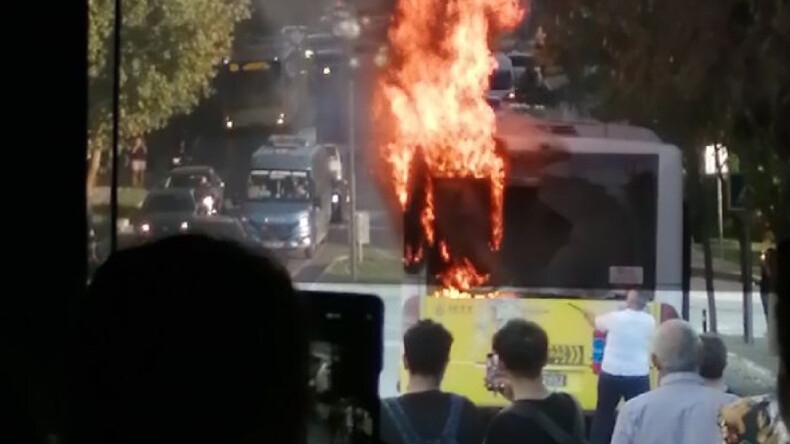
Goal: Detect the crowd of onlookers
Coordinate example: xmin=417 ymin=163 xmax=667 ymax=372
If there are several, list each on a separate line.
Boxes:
xmin=383 ymin=316 xmax=786 ymax=444
xmin=34 ymin=234 xmax=787 ymax=443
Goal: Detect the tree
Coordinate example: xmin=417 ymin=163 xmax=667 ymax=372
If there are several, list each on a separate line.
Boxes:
xmin=536 ymin=6 xmax=790 ymax=230
xmin=533 ymin=0 xmax=790 ymax=330
xmin=87 ymin=0 xmax=251 ymax=192
xmin=724 ymin=0 xmax=790 ymax=238
xmin=536 ymin=0 xmax=789 ymax=236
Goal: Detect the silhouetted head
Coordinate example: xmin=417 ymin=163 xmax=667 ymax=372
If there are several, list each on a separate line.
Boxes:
xmin=492 ymin=319 xmax=548 ymax=380
xmin=69 ymin=235 xmax=307 ymax=444
xmin=403 ymin=320 xmax=453 ymax=379
xmin=698 ymin=333 xmax=728 ymax=381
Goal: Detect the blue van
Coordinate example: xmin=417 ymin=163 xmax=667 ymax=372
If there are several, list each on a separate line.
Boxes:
xmin=242 ymin=135 xmax=333 ymax=258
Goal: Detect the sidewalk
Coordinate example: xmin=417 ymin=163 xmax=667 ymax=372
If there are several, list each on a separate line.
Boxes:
xmin=721 ymin=334 xmax=779 ymax=396
xmin=690 ymin=245 xmax=760 ymax=283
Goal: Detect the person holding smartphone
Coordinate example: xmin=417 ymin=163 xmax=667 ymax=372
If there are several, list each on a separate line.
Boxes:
xmin=484 ymin=319 xmax=587 ymax=444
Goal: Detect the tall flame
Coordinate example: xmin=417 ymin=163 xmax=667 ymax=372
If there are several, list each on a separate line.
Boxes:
xmin=375 ymin=0 xmax=525 ymax=293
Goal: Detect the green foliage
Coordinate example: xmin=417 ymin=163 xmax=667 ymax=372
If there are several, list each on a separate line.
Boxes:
xmin=88 ymin=0 xmax=251 ymax=149
xmin=536 ymin=0 xmax=790 ymax=235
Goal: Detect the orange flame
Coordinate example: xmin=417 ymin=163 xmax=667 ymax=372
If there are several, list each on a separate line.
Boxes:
xmin=375 ymin=0 xmax=525 ymax=294
xmin=421 ymin=178 xmax=435 ymax=245
xmin=404 ymin=244 xmax=423 ymax=266
xmin=438 ymin=258 xmax=491 ymax=291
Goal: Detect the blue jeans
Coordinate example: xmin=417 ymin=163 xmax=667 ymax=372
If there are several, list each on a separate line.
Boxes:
xmin=590 ymin=371 xmax=651 ymax=444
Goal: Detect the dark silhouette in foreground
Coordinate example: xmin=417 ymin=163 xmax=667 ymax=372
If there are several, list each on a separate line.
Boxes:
xmin=68 ymin=235 xmax=307 ymax=444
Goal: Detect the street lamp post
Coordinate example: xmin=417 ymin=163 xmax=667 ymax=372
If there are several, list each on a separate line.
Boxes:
xmin=333 ymin=13 xmax=361 ymax=281
xmin=109 ymin=0 xmax=123 ymax=254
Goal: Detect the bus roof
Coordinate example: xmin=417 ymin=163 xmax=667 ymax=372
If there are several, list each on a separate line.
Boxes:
xmin=497 ymin=109 xmax=667 ymax=144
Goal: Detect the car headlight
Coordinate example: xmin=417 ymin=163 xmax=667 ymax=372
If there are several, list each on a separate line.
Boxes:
xmin=298 ymin=215 xmax=310 ymax=229
xmin=331 ymin=193 xmax=340 ymax=204
xmin=180 ymin=221 xmax=189 ymax=231
xmin=140 ymin=223 xmax=151 ymax=233
xmin=323 ymin=66 xmax=331 ymax=75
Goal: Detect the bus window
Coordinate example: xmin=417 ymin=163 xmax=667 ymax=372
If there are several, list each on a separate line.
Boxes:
xmin=247 ymin=170 xmax=313 ymax=201
xmin=496 ymin=153 xmax=658 ymax=292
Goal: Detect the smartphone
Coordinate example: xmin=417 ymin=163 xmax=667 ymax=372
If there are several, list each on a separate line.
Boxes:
xmin=300 ymin=291 xmax=383 ymax=444
xmin=484 ymin=352 xmax=507 ymax=393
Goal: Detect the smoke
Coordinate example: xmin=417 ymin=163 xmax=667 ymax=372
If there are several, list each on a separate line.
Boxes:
xmin=251 ymin=0 xmax=397 ymax=29
xmin=252 ymin=0 xmax=320 ymax=28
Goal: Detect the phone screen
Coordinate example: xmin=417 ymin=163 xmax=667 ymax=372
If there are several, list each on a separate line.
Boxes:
xmin=302 ymin=292 xmax=383 ymax=444
xmin=484 ymin=352 xmax=508 ymax=394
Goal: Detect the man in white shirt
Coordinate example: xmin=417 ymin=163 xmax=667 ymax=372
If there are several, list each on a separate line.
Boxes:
xmin=588 ymin=289 xmax=656 ymax=444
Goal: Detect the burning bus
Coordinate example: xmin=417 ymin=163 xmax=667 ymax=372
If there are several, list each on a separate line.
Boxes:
xmin=373 ymin=0 xmax=684 ymax=412
xmin=397 ymin=114 xmax=685 ymax=411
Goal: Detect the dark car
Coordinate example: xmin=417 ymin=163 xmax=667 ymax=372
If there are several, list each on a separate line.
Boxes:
xmin=131 ymin=189 xmax=208 ymax=239
xmin=188 ymin=216 xmax=269 ymax=253
xmin=162 ymin=165 xmax=226 ymax=214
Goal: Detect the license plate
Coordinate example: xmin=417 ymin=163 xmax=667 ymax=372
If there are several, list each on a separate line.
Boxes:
xmin=542 ymin=371 xmax=567 ymax=388
xmin=264 ymin=241 xmax=284 ymax=248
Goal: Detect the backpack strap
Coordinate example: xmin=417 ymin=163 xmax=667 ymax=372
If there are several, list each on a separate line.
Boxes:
xmin=440 ymin=394 xmax=465 ymax=440
xmin=382 ymin=397 xmax=422 ymax=443
xmin=558 ymin=392 xmax=586 ymax=441
xmin=505 ymin=401 xmax=583 ymax=444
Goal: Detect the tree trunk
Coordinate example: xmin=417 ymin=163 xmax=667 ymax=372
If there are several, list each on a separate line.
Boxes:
xmin=86 ymin=148 xmax=103 ymax=198
xmin=699 ymin=176 xmax=718 ymax=333
xmin=688 ymin=147 xmax=718 ymax=332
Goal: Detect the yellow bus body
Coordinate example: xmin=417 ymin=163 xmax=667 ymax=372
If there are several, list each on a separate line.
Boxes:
xmin=399 ymin=296 xmax=660 ymax=411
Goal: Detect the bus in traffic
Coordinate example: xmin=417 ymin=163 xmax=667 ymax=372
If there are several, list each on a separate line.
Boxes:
xmin=218 ymin=40 xmax=303 ymax=131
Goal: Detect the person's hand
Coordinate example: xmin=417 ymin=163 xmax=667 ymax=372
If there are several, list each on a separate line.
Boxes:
xmin=493 ymin=377 xmax=514 ymax=401
xmin=315 ymin=361 xmax=331 ymax=394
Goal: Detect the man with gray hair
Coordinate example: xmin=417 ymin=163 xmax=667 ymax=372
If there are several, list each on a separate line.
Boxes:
xmin=611 ymin=319 xmax=738 ymax=444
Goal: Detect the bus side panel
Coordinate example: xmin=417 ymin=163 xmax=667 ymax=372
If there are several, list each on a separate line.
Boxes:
xmin=403 ymin=297 xmax=661 ymax=411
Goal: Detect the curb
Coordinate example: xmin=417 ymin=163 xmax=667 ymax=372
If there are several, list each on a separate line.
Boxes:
xmin=726 ymin=351 xmax=777 ymax=396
